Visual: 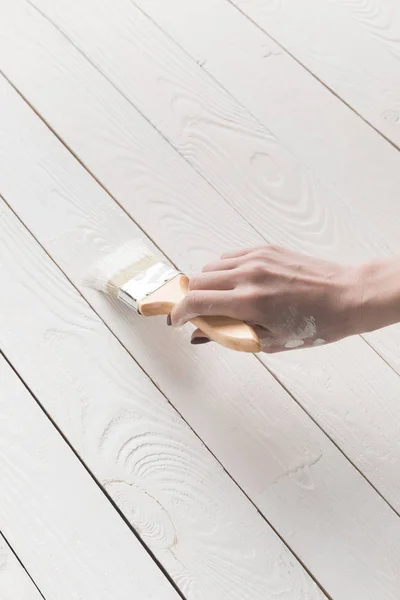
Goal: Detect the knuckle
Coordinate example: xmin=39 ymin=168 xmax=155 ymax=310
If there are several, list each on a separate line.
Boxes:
xmin=238 ymin=288 xmax=254 ymax=303
xmin=255 ymin=244 xmax=281 ymax=259
xmin=245 ymin=260 xmax=269 ymax=279
xmin=253 ymin=247 xmax=268 ymax=257
xmin=237 ymin=264 xmax=253 ymax=277
xmin=253 ymin=260 xmax=268 ymax=275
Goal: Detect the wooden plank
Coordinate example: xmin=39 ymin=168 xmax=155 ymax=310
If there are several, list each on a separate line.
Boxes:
xmin=0 ymin=533 xmax=43 ymax=600
xmin=8 ymin=0 xmax=400 ymax=518
xmin=0 ymin=356 xmax=179 ymax=600
xmin=0 ymin=65 xmax=400 ymax=600
xmin=231 ymin=0 xmax=400 ymax=149
xmin=126 ymin=0 xmax=400 ymax=375
xmin=0 ymin=193 xmax=327 ymax=596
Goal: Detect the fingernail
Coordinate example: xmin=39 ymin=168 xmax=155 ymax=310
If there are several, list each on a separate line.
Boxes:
xmin=166 ymin=314 xmax=172 ymax=326
xmin=191 ymin=337 xmax=211 ymax=345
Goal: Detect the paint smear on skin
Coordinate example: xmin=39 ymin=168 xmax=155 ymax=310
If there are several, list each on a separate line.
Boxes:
xmin=285 ymin=339 xmax=305 ymax=349
xmin=297 ymin=316 xmax=317 ymax=340
xmin=282 ymin=310 xmax=317 ymax=349
xmin=313 ymin=338 xmax=326 ymax=346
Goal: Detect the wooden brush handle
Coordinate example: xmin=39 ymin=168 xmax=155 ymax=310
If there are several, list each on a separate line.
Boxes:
xmin=138 ymin=274 xmax=261 ymax=353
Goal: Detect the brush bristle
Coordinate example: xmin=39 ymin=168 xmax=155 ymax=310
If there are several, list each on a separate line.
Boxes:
xmin=84 ymin=239 xmax=158 ymax=295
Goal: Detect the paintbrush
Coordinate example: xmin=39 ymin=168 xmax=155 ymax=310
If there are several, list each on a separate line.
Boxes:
xmin=86 ymin=239 xmax=260 ymax=353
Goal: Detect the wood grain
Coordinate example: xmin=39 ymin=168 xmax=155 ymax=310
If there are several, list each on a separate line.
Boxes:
xmin=0 ymin=356 xmax=179 ymax=600
xmin=231 ymin=0 xmax=400 ymax=149
xmin=0 ymin=533 xmax=43 ymax=600
xmin=10 ymin=0 xmax=400 ymax=517
xmin=128 ymin=0 xmax=400 ymax=375
xmin=0 ymin=198 xmax=327 ymax=596
xmin=1 ymin=55 xmax=400 ymax=599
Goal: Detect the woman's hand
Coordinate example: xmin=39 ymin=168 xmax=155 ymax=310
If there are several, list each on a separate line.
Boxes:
xmin=169 ymin=245 xmax=370 ymax=352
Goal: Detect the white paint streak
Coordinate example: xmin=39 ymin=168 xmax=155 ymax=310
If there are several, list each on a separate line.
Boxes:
xmin=313 ymin=339 xmax=326 ymax=346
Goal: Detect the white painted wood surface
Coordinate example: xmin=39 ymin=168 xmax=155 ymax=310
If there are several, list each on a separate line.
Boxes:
xmin=8 ymin=0 xmax=400 ymax=518
xmin=231 ymin=0 xmax=400 ymax=149
xmin=129 ymin=0 xmax=400 ymax=375
xmin=2 ymin=1 xmax=400 ymax=598
xmin=1 ymin=50 xmax=400 ymax=600
xmin=0 ymin=533 xmax=42 ymax=600
xmin=0 ymin=182 xmax=327 ymax=597
xmin=0 ymin=356 xmax=179 ymax=600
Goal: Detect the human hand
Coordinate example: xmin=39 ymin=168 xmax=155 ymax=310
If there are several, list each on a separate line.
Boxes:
xmin=169 ymin=245 xmax=367 ymax=352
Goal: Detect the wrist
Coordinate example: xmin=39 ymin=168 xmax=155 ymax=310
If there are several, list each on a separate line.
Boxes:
xmin=353 ymin=258 xmax=400 ymax=335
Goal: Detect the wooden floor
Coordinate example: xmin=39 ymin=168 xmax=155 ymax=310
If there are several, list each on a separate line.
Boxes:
xmin=1 ymin=1 xmax=400 ymax=598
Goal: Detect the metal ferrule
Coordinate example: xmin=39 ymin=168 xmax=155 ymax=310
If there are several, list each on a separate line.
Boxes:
xmin=118 ymin=262 xmax=180 ymax=312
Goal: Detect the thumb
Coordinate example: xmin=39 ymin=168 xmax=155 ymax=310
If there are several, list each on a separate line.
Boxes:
xmin=170 ymin=290 xmax=233 ymax=327
xmin=169 ymin=291 xmax=200 ymax=327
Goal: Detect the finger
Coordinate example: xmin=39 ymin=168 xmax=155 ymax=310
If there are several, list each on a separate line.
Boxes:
xmin=189 ymin=272 xmax=235 ymax=291
xmin=220 ymin=245 xmax=275 ymax=260
xmin=201 ymin=257 xmax=241 ymax=273
xmin=220 ymin=247 xmax=254 ymax=260
xmin=170 ymin=290 xmax=236 ymax=327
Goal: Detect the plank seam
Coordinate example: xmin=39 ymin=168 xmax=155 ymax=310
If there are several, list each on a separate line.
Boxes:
xmin=224 ymin=0 xmax=400 ymax=153
xmin=255 ymin=354 xmax=400 ymax=520
xmin=0 ymin=530 xmax=46 ymax=600
xmin=1 ymin=34 xmax=399 ymax=528
xmin=23 ymin=0 xmax=270 ymax=245
xmin=0 ymin=43 xmax=400 ymax=528
xmin=0 ymin=351 xmax=186 ymax=600
xmin=22 ymin=0 xmax=400 ymax=371
xmin=0 ymin=70 xmax=394 ymax=594
xmin=0 ymin=186 xmax=334 ymax=600
xmin=1 ymin=3 xmax=398 ymax=596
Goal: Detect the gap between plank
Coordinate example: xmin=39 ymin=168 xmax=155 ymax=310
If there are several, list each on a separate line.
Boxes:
xmin=0 ymin=351 xmax=186 ymax=600
xmin=0 ymin=530 xmax=46 ymax=600
xmin=0 ymin=88 xmax=394 ymax=599
xmin=0 ymin=189 xmax=334 ymax=600
xmin=254 ymin=353 xmax=400 ymax=521
xmin=225 ymin=0 xmax=400 ymax=153
xmin=23 ymin=0 xmax=270 ymax=247
xmin=1 ymin=53 xmax=399 ymax=531
xmin=22 ymin=0 xmax=400 ymax=374
xmin=1 ymin=3 xmax=398 ymax=596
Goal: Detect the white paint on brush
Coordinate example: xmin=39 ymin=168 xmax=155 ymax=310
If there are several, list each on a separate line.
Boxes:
xmin=313 ymin=339 xmax=326 ymax=346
